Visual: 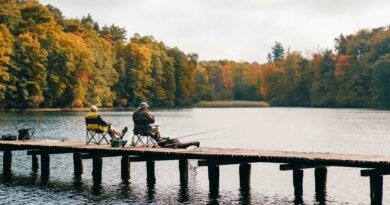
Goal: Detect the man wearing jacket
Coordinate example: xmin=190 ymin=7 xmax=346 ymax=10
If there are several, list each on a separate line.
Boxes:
xmin=132 ymin=102 xmax=199 ymax=148
xmin=132 ymin=102 xmax=161 ymax=141
xmin=85 ymin=105 xmax=128 ymax=140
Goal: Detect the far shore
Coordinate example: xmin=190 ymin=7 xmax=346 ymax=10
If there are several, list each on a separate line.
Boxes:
xmin=196 ymin=101 xmax=270 ymax=108
xmin=1 ymin=101 xmax=270 ymax=111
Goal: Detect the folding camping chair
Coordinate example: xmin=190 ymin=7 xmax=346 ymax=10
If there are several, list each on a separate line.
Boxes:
xmin=85 ymin=120 xmax=111 ymax=145
xmin=131 ymin=125 xmax=159 ymax=147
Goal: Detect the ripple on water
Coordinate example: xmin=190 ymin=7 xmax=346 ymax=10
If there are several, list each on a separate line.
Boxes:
xmin=1 ymin=108 xmax=390 ymax=204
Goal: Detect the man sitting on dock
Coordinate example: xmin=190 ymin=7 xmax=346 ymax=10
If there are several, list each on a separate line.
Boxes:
xmin=86 ymin=105 xmax=128 ymax=140
xmin=132 ymin=102 xmax=161 ymax=141
xmin=132 ymin=102 xmax=199 ymax=148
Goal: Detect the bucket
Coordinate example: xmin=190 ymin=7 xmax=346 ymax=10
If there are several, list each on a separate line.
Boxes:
xmin=111 ymin=139 xmax=128 ymax=148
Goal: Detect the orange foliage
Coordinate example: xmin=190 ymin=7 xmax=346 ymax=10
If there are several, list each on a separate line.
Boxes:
xmin=259 ymin=63 xmax=279 ymax=96
xmin=223 ymin=64 xmax=233 ymax=89
xmin=335 ymin=55 xmax=352 ymax=78
xmin=249 ymin=64 xmax=262 ymax=84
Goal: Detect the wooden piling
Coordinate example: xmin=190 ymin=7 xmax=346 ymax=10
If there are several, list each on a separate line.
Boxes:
xmin=3 ymin=150 xmax=12 ymax=177
xmin=208 ymin=165 xmax=220 ymax=194
xmin=121 ymin=156 xmax=130 ymax=181
xmin=92 ymin=157 xmax=103 ymax=184
xmin=40 ymin=153 xmax=50 ymax=181
xmin=239 ymin=163 xmax=251 ymax=190
xmin=179 ymin=159 xmax=188 ymax=184
xmin=315 ymin=167 xmax=327 ymax=193
xmin=370 ymin=175 xmax=383 ymax=205
xmin=146 ymin=160 xmax=155 ymax=183
xmin=32 ymin=154 xmax=39 ymax=172
xmin=73 ymin=153 xmax=83 ymax=177
xmin=293 ymin=169 xmax=304 ymax=196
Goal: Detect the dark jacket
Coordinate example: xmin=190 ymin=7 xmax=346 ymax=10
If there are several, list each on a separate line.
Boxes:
xmin=132 ymin=108 xmax=155 ymax=133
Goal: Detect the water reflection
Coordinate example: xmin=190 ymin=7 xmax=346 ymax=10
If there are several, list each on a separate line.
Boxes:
xmin=91 ymin=184 xmax=103 ymax=195
xmin=1 ymin=171 xmax=12 ymax=184
xmin=208 ymin=192 xmax=220 ymax=205
xmin=40 ymin=175 xmax=49 ymax=186
xmin=239 ymin=187 xmax=251 ymax=205
xmin=118 ymin=181 xmax=131 ymax=199
xmin=294 ymin=194 xmax=304 ymax=205
xmin=72 ymin=176 xmax=83 ymax=191
xmin=146 ymin=178 xmax=156 ymax=202
xmin=314 ymin=191 xmax=327 ymax=205
xmin=178 ymin=178 xmax=189 ymax=203
xmin=29 ymin=173 xmax=38 ymax=186
xmin=1 ymin=108 xmax=390 ymax=204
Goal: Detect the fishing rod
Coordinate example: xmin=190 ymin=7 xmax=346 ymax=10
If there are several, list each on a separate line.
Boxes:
xmin=194 ymin=135 xmax=227 ymax=141
xmin=177 ymin=128 xmax=224 ymax=139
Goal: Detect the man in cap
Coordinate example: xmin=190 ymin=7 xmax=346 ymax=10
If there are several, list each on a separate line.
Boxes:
xmin=85 ymin=105 xmax=128 ymax=140
xmin=132 ymin=102 xmax=200 ymax=148
xmin=132 ymin=102 xmax=161 ymax=141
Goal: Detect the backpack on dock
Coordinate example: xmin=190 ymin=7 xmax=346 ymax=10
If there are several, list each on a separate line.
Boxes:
xmin=111 ymin=139 xmax=128 ymax=148
xmin=18 ymin=128 xmax=35 ymax=141
xmin=0 ymin=134 xmax=17 ymax=141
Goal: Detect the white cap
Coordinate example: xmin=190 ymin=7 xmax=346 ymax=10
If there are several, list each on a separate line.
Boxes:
xmin=91 ymin=105 xmax=98 ymax=112
xmin=139 ymin=102 xmax=149 ymax=108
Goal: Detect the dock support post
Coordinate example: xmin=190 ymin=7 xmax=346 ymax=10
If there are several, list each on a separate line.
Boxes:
xmin=239 ymin=163 xmax=251 ymax=190
xmin=73 ymin=153 xmax=83 ymax=177
xmin=3 ymin=150 xmax=12 ymax=177
xmin=293 ymin=169 xmax=304 ymax=196
xmin=315 ymin=167 xmax=327 ymax=193
xmin=41 ymin=153 xmax=50 ymax=182
xmin=208 ymin=165 xmax=220 ymax=195
xmin=179 ymin=159 xmax=188 ymax=184
xmin=146 ymin=160 xmax=155 ymax=183
xmin=178 ymin=159 xmax=189 ymax=203
xmin=92 ymin=157 xmax=103 ymax=184
xmin=32 ymin=154 xmax=39 ymax=173
xmin=370 ymin=175 xmax=383 ymax=205
xmin=121 ymin=156 xmax=130 ymax=181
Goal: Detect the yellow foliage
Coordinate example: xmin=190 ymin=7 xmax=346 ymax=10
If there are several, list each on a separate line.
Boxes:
xmin=0 ymin=24 xmax=13 ymax=81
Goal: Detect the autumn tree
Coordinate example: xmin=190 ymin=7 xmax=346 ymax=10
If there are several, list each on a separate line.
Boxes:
xmin=7 ymin=33 xmax=47 ymax=108
xmin=310 ymin=50 xmax=337 ymax=107
xmin=0 ymin=24 xmax=13 ymax=104
xmin=123 ymin=39 xmax=153 ymax=105
xmin=371 ymin=54 xmax=390 ymax=108
xmin=0 ymin=0 xmax=21 ymax=33
xmin=169 ymin=48 xmax=197 ymax=106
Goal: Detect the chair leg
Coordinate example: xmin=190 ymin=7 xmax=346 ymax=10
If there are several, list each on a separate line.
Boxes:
xmin=136 ymin=135 xmax=144 ymax=146
xmin=87 ymin=131 xmax=97 ymax=145
xmin=132 ymin=135 xmax=159 ymax=147
xmin=98 ymin=133 xmax=110 ymax=145
xmin=103 ymin=133 xmax=110 ymax=144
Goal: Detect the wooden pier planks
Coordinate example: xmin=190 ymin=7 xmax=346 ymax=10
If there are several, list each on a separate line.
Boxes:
xmin=1 ymin=140 xmax=390 ymax=168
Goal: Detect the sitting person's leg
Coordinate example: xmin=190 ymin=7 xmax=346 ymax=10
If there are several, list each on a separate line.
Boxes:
xmin=146 ymin=127 xmax=162 ymax=142
xmin=146 ymin=130 xmax=162 ymax=142
xmin=109 ymin=126 xmax=128 ymax=139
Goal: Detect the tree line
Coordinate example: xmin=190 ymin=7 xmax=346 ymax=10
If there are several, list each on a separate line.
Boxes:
xmin=197 ymin=27 xmax=390 ymax=108
xmin=0 ymin=0 xmax=196 ymax=108
xmin=0 ymin=0 xmax=389 ymax=109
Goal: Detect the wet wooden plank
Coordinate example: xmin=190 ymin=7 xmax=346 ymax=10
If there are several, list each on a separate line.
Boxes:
xmin=1 ymin=140 xmax=390 ymax=169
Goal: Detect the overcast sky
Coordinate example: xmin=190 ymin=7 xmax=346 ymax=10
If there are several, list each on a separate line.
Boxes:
xmin=39 ymin=0 xmax=390 ymax=63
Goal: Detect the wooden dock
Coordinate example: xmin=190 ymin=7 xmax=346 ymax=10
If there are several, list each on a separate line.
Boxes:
xmin=0 ymin=140 xmax=389 ymax=204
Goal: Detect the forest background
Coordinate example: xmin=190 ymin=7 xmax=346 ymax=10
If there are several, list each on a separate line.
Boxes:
xmin=0 ymin=0 xmax=389 ymax=109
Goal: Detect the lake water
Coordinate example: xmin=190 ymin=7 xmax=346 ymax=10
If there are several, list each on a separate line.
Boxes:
xmin=1 ymin=108 xmax=390 ymax=204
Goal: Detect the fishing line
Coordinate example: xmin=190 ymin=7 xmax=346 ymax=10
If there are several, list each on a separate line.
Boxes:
xmin=177 ymin=128 xmax=225 ymax=139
